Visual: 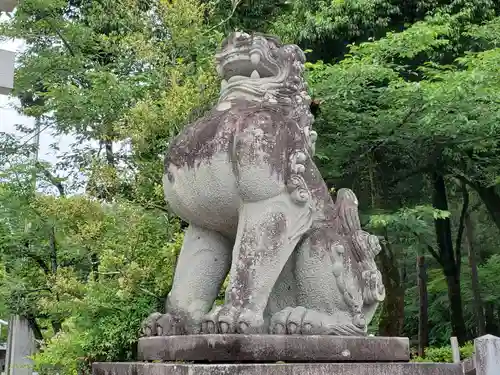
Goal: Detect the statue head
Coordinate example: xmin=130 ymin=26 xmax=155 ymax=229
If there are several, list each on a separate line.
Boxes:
xmin=215 ymin=32 xmax=317 ymax=154
xmin=215 ymin=32 xmax=310 ymax=107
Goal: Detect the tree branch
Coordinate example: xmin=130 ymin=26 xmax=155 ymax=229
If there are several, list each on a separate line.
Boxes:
xmin=425 ymin=244 xmax=443 ymax=267
xmin=47 ymin=19 xmax=76 ymax=57
xmin=25 ymin=252 xmax=50 ymax=275
xmin=389 ymin=165 xmax=431 ymax=188
xmin=35 ymin=162 xmax=65 ymax=196
xmin=411 ymin=231 xmax=443 ymax=266
xmin=49 ymin=226 xmax=58 ymax=274
xmin=382 ymin=228 xmax=395 ymax=262
xmin=358 ymin=103 xmax=422 ymax=161
xmin=455 ymin=181 xmax=469 ymax=275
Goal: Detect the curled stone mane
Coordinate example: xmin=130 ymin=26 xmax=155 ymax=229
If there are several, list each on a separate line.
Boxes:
xmin=215 ymin=32 xmax=314 ymax=131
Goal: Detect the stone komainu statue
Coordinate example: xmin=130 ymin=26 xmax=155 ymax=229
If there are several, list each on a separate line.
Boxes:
xmin=141 ymin=32 xmax=385 ymax=337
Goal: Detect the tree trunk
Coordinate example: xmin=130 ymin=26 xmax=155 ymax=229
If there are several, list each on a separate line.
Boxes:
xmin=104 ymin=139 xmax=115 ymax=167
xmin=91 ymin=252 xmax=100 ymax=281
xmin=465 ymin=211 xmax=485 ymax=336
xmin=26 ymin=315 xmax=44 ymax=341
xmin=485 ymin=302 xmax=498 ymax=335
xmin=51 ymin=320 xmax=62 ymax=334
xmin=431 ymin=172 xmax=466 ymax=344
xmin=417 ymin=255 xmax=428 ymax=357
xmin=377 ymin=238 xmax=405 ymax=336
xmin=475 ymin=185 xmax=500 ymax=232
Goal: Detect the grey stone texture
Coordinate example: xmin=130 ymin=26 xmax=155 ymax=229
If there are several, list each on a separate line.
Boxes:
xmin=137 ymin=334 xmax=409 ymax=362
xmin=93 ymin=362 xmax=463 ymax=375
xmin=141 ymin=31 xmax=385 ymax=338
xmin=474 ymin=334 xmax=500 ymax=375
xmin=462 ymin=357 xmax=475 ymax=375
xmin=0 ymin=0 xmax=17 ymax=13
xmin=4 ymin=315 xmax=36 ymax=375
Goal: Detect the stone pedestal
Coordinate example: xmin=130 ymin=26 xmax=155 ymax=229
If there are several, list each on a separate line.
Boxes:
xmin=93 ymin=335 xmax=466 ymax=375
xmin=93 ymin=362 xmax=463 ymax=375
xmin=474 ymin=334 xmax=500 ymax=375
xmin=138 ymin=334 xmax=410 ymax=363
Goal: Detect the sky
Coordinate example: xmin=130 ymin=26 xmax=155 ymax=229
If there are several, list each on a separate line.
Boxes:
xmin=0 ymin=25 xmax=81 ymax=196
xmin=0 ymin=24 xmax=75 ymax=168
xmin=1 ymin=12 xmax=130 ymax=194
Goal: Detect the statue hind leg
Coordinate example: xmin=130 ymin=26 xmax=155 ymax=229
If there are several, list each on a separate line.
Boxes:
xmin=141 ymin=224 xmax=232 ymax=336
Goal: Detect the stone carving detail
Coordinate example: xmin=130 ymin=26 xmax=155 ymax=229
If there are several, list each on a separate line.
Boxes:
xmin=140 ymin=32 xmax=385 ymax=337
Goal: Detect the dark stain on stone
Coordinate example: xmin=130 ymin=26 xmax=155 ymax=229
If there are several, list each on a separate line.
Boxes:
xmin=230 ymin=211 xmax=287 ymax=308
xmin=166 ymin=170 xmax=174 ymax=183
xmin=231 ymin=225 xmax=258 ymax=306
xmin=165 ymin=99 xmax=307 ymax=183
xmin=164 ymin=106 xmax=228 ymax=170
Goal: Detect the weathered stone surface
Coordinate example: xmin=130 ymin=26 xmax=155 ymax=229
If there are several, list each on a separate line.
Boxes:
xmin=138 ymin=334 xmax=409 ymax=362
xmin=462 ymin=357 xmax=475 ymax=375
xmin=5 ymin=315 xmax=36 ymax=375
xmin=93 ymin=362 xmax=462 ymax=375
xmin=141 ymin=32 xmax=385 ymax=338
xmin=474 ymin=334 xmax=500 ymax=375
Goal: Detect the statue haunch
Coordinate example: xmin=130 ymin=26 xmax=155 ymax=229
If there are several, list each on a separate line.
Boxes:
xmin=141 ymin=32 xmax=385 ymax=337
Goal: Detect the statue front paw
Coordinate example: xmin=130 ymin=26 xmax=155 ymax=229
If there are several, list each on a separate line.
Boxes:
xmin=140 ymin=312 xmax=162 ymax=337
xmin=201 ymin=305 xmax=266 ymax=334
xmin=270 ymin=306 xmax=366 ymax=336
xmin=140 ymin=312 xmax=193 ymax=337
xmin=237 ymin=308 xmax=266 ymax=334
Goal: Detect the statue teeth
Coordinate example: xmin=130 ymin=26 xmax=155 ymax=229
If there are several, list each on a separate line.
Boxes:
xmin=250 ymin=52 xmax=261 ymax=66
xmin=250 ymin=70 xmax=260 ymax=79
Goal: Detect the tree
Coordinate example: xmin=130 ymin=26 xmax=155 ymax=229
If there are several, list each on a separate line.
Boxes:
xmin=1 ymin=0 xmax=221 ymax=206
xmin=306 ymin=4 xmax=500 ymax=343
xmin=0 ymin=157 xmax=183 ymax=373
xmin=2 ymin=0 xmax=500 ymax=365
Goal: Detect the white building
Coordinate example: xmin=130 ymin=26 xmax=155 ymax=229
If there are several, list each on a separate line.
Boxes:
xmin=0 ymin=48 xmax=15 ymax=95
xmin=0 ymin=0 xmax=15 ymax=12
xmin=1 ymin=0 xmax=16 ymax=95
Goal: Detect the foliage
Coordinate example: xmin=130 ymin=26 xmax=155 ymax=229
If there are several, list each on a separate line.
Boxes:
xmin=1 ymin=0 xmax=500 ymax=370
xmin=412 ymin=342 xmax=474 ymax=362
xmin=1 ymin=0 xmax=222 ymax=205
xmin=1 ymin=153 xmax=183 ymax=373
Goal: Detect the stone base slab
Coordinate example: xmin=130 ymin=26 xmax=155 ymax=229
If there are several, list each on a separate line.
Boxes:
xmin=138 ymin=335 xmax=409 ymax=362
xmin=93 ymin=362 xmax=463 ymax=375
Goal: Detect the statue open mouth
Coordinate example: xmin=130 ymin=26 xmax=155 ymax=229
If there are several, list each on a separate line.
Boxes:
xmin=214 ymin=32 xmax=307 ymax=104
xmin=216 ymin=33 xmax=281 ymax=87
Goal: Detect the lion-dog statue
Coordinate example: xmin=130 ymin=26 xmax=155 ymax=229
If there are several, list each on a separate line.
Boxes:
xmin=141 ymin=32 xmax=385 ymax=337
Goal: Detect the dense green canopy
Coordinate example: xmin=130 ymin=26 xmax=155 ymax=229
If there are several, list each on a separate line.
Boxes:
xmin=1 ymin=0 xmax=500 ymax=372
